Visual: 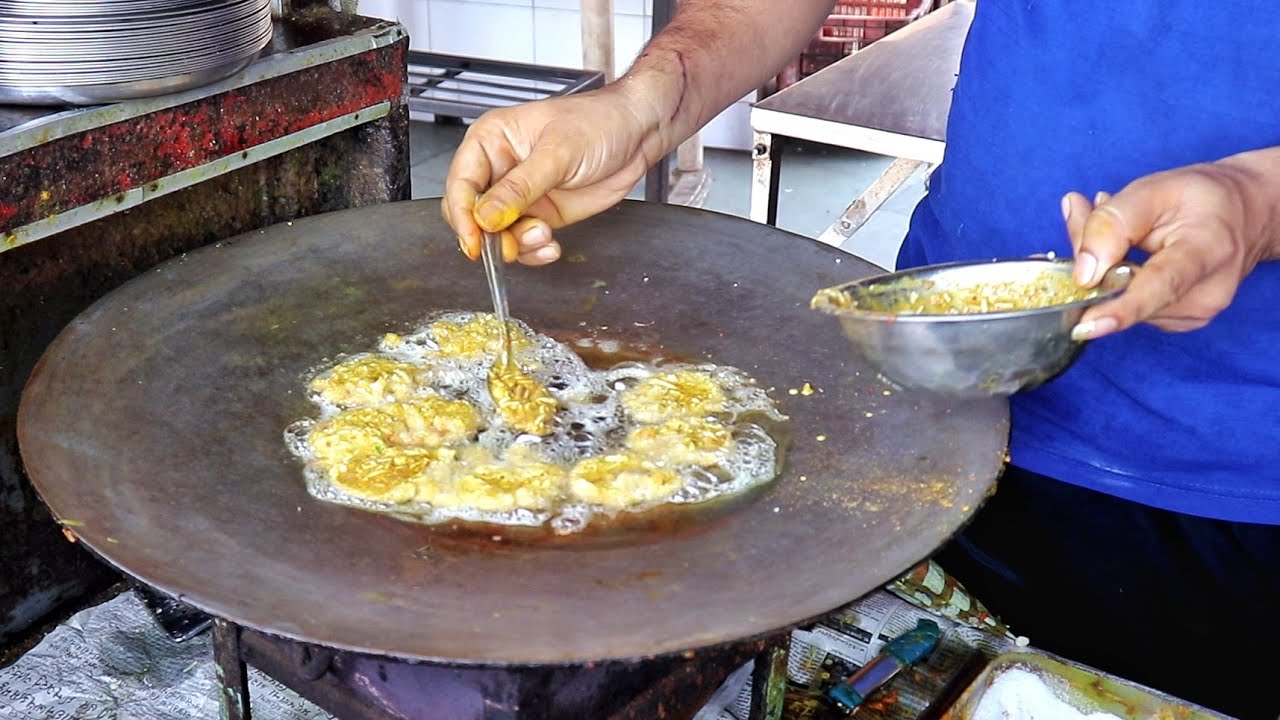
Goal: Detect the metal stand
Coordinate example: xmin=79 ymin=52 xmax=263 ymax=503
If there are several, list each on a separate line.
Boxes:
xmin=749 ymin=131 xmax=784 ymax=226
xmin=748 ymin=646 xmax=789 ymax=720
xmin=210 ymin=616 xmax=791 ymax=720
xmin=213 ymin=620 xmax=251 ymax=720
xmin=405 ymin=52 xmax=606 ymax=121
xmin=747 ymin=0 xmax=973 ymax=249
xmin=815 ymin=156 xmax=925 ymax=245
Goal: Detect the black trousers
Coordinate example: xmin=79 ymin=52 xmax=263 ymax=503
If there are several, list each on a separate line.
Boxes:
xmin=934 ymin=465 xmax=1280 ymax=720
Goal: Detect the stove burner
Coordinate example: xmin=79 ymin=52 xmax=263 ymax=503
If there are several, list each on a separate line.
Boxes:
xmin=211 ymin=620 xmax=786 ymax=720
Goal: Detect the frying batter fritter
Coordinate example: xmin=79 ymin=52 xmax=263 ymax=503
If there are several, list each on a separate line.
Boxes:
xmin=627 ymin=417 xmax=734 ymax=467
xmin=419 ymin=446 xmax=566 ymax=512
xmin=569 ymin=453 xmax=683 ymax=508
xmin=488 ymin=364 xmax=559 ymax=436
xmin=428 ymin=314 xmax=533 ymax=359
xmin=309 ymin=355 xmax=421 ymax=408
xmin=620 ymin=370 xmax=726 ymax=424
xmin=292 ymin=312 xmax=785 ymax=530
xmin=328 ymin=447 xmax=453 ymax=503
xmin=308 ymin=394 xmax=482 ymax=469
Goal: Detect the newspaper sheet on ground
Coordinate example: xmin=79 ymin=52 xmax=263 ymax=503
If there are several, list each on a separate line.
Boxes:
xmin=0 ymin=590 xmax=332 ymax=720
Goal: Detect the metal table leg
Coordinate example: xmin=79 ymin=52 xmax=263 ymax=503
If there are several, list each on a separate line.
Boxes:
xmin=747 ymin=644 xmax=789 ymax=720
xmin=214 ymin=619 xmax=252 ymax=720
xmin=815 ymin=157 xmax=924 ymax=247
xmin=643 ymin=0 xmax=678 ymax=204
xmin=749 ymin=130 xmax=783 ymax=226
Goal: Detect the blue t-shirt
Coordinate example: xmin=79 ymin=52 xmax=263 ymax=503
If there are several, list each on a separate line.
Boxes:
xmin=897 ymin=0 xmax=1280 ymax=524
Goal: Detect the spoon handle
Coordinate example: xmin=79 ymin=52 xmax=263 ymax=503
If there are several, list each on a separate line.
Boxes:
xmin=480 ymin=231 xmax=512 ymax=365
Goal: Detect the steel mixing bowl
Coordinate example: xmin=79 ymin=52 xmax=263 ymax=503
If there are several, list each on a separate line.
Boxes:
xmin=810 ymin=257 xmax=1135 ymax=397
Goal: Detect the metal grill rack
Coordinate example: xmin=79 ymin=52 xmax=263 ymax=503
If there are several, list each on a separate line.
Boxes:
xmin=405 ymin=51 xmax=605 ymax=120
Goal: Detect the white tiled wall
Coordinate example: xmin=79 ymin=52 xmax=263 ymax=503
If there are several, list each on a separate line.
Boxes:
xmin=356 ymin=0 xmax=754 ymax=150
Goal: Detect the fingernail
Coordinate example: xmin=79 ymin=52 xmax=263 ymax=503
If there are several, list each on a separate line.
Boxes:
xmin=1094 ymin=191 xmax=1110 ymax=206
xmin=1075 ymin=252 xmax=1098 ymax=286
xmin=475 ymin=202 xmax=519 ymax=232
xmin=531 ymin=244 xmax=561 ymax=264
xmin=1061 ymin=195 xmax=1072 ymax=224
xmin=458 ymin=236 xmax=477 ymax=260
xmin=519 ymin=224 xmax=548 ymax=251
xmin=1070 ymin=316 xmax=1118 ymax=341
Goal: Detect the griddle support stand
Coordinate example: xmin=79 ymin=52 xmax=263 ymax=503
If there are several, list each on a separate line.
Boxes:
xmin=748 ymin=645 xmax=789 ymax=720
xmin=214 ymin=619 xmax=252 ymax=720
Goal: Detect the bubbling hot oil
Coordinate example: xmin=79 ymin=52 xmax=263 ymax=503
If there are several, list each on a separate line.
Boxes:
xmin=285 ymin=311 xmax=789 ymax=534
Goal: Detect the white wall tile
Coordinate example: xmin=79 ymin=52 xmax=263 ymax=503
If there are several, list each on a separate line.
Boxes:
xmin=612 ymin=12 xmax=649 ymax=78
xmin=427 ymin=0 xmax=536 ymax=63
xmin=529 ymin=6 xmax=652 ymax=76
xmin=377 ymin=0 xmax=748 ymax=150
xmin=446 ymin=0 xmax=532 ymax=6
xmin=616 ymin=0 xmax=644 ymax=16
xmin=356 ymin=0 xmax=400 ymax=20
xmin=532 ymin=0 xmax=645 ymax=16
xmin=402 ymin=2 xmax=433 ymax=50
xmin=533 ymin=8 xmax=585 ymax=69
xmin=356 ymin=0 xmax=431 ymax=50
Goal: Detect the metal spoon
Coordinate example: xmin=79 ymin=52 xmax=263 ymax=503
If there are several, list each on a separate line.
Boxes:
xmin=480 ymin=231 xmax=558 ymax=435
xmin=480 ymin=230 xmax=513 ymax=367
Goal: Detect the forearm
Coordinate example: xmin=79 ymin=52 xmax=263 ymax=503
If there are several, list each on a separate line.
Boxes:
xmin=612 ymin=0 xmax=839 ymax=159
xmin=1216 ymin=145 xmax=1280 ymax=260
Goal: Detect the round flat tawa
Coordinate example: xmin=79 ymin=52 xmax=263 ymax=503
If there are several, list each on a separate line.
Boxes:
xmin=18 ymin=199 xmax=1007 ymax=665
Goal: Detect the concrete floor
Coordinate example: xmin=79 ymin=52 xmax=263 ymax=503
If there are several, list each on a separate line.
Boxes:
xmin=408 ymin=119 xmax=926 ymax=271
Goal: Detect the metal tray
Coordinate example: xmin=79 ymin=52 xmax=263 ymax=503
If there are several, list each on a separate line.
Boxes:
xmin=940 ymin=650 xmax=1231 ymax=720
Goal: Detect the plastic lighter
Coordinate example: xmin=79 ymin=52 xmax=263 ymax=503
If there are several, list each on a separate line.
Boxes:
xmin=828 ymin=618 xmax=942 ymax=713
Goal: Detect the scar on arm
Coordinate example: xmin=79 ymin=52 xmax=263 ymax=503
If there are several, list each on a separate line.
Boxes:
xmin=635 ymin=46 xmax=689 ymax=124
xmin=669 ymin=49 xmax=688 ymax=123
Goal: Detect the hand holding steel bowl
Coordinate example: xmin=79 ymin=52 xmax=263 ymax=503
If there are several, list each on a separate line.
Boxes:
xmin=811 ymin=257 xmax=1135 ymax=397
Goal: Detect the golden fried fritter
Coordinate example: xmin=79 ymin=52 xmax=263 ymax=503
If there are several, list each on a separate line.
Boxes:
xmin=627 ymin=417 xmax=733 ymax=466
xmin=298 ymin=317 xmax=783 ymax=523
xmin=569 ymin=453 xmax=683 ymax=508
xmin=309 ymin=355 xmax=421 ymax=408
xmin=620 ymin=370 xmax=726 ymax=424
xmin=415 ymin=446 xmax=566 ymax=512
xmin=428 ymin=315 xmax=533 ymax=358
xmin=308 ymin=395 xmax=482 ymax=469
xmin=327 ymin=447 xmax=454 ymax=504
xmin=488 ymin=364 xmax=559 ymax=436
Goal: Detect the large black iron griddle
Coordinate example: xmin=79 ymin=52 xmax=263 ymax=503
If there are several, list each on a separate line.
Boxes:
xmin=18 ymin=199 xmax=1007 ymax=666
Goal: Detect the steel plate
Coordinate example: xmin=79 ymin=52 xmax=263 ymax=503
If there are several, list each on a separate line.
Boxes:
xmin=0 ymin=53 xmax=262 ymax=104
xmin=18 ymin=200 xmax=1008 ymax=665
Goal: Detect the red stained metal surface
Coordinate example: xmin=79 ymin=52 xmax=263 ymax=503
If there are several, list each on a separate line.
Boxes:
xmin=0 ymin=40 xmax=405 ymax=237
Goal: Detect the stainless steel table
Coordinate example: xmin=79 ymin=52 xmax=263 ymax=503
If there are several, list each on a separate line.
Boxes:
xmin=749 ymin=0 xmax=973 ymax=248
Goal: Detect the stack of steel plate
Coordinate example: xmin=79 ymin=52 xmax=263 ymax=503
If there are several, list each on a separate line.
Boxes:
xmin=0 ymin=0 xmax=272 ymax=105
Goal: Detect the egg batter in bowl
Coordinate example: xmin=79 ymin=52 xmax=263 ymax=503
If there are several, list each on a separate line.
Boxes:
xmin=286 ymin=311 xmax=788 ymax=534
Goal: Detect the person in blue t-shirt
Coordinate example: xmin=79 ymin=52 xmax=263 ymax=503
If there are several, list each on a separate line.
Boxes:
xmin=441 ymin=2 xmax=1279 ymax=717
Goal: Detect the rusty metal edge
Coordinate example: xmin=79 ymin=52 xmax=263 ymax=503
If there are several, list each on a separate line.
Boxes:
xmin=0 ymin=102 xmax=391 ymax=255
